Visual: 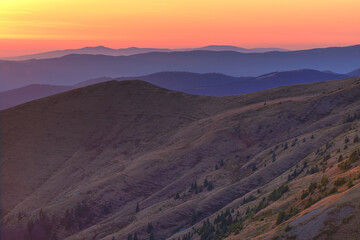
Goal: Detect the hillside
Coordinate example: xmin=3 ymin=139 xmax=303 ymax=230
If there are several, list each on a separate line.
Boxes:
xmin=0 ymin=44 xmax=359 ymax=91
xmin=348 ymin=67 xmax=360 ymax=77
xmin=0 ymin=70 xmax=348 ymax=110
xmin=0 ymin=84 xmax=71 ymax=110
xmin=1 ymin=78 xmax=360 ymax=240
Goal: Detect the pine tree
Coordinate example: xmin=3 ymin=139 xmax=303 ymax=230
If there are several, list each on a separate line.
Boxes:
xmin=276 ymin=211 xmax=286 ymax=225
xmin=252 ymin=164 xmax=257 ymax=171
xmin=320 ymin=175 xmax=329 ymax=186
xmin=147 ymin=223 xmax=153 ymax=233
xmin=174 ymin=193 xmax=180 ymax=200
xmin=150 ymin=232 xmax=155 ymax=240
xmin=203 ymin=178 xmax=208 ymax=187
xmin=191 ymin=210 xmax=197 ymax=224
xmin=283 ymin=142 xmax=288 ymax=150
xmin=27 ymin=219 xmax=34 ymax=233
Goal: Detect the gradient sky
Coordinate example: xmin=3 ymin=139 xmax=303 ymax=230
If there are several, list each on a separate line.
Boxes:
xmin=0 ymin=0 xmax=359 ymax=57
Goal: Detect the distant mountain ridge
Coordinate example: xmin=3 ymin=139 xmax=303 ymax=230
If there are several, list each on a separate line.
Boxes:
xmin=1 ymin=44 xmax=360 ymax=91
xmin=348 ymin=67 xmax=360 ymax=77
xmin=0 ymin=69 xmax=349 ymax=110
xmin=2 ymin=45 xmax=288 ymax=61
xmin=178 ymin=45 xmax=287 ymax=53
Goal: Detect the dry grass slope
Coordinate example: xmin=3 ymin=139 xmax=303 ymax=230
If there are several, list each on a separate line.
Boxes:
xmin=1 ymin=78 xmax=360 ymax=240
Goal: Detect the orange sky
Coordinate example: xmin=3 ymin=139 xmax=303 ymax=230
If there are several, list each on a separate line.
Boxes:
xmin=0 ymin=0 xmax=359 ymax=57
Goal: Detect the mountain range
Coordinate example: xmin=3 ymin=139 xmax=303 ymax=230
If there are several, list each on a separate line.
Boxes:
xmin=0 ymin=44 xmax=359 ymax=91
xmin=2 ymin=45 xmax=287 ymax=61
xmin=0 ymin=69 xmax=350 ymax=110
xmin=2 ymin=77 xmax=360 ymax=240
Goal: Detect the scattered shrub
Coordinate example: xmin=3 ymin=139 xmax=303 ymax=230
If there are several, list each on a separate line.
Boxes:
xmin=308 ymin=182 xmax=317 ymax=193
xmin=268 ymin=184 xmax=289 ymax=202
xmin=301 ymin=190 xmax=309 ymax=200
xmin=334 ymin=177 xmax=346 ymax=186
xmin=328 ymin=187 xmax=338 ymax=195
xmin=276 ymin=211 xmax=286 ymax=225
xmin=320 ymin=175 xmax=329 ymax=187
xmin=241 ymin=195 xmax=256 ymax=205
xmin=347 ymin=179 xmax=354 ymax=189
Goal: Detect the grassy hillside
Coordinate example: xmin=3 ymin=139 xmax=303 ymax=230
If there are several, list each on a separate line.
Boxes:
xmin=1 ymin=77 xmax=360 ymax=240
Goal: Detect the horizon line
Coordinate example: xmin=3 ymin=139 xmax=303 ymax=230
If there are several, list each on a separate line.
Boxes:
xmin=2 ymin=43 xmax=359 ymax=59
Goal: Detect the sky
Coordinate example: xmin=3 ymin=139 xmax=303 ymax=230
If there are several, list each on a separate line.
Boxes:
xmin=0 ymin=0 xmax=359 ymax=57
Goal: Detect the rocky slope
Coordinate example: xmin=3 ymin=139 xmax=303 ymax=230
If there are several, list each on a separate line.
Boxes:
xmin=1 ymin=77 xmax=360 ymax=240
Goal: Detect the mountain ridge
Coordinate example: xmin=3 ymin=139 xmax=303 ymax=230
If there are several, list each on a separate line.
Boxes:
xmin=0 ymin=69 xmax=349 ymax=110
xmin=2 ymin=45 xmax=287 ymax=61
xmin=1 ymin=44 xmax=359 ymax=91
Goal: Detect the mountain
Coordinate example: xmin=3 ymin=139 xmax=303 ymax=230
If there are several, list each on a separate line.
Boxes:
xmin=348 ymin=67 xmax=360 ymax=77
xmin=117 ymin=71 xmax=249 ymax=90
xmin=118 ymin=69 xmax=348 ymax=95
xmin=2 ymin=77 xmax=360 ymax=240
xmin=0 ymin=84 xmax=71 ymax=110
xmin=0 ymin=69 xmax=348 ymax=110
xmin=159 ymin=69 xmax=348 ymax=96
xmin=1 ymin=44 xmax=359 ymax=91
xmin=193 ymin=45 xmax=287 ymax=53
xmin=2 ymin=45 xmax=287 ymax=61
xmin=2 ymin=46 xmax=172 ymax=61
xmin=0 ymin=76 xmax=113 ymax=110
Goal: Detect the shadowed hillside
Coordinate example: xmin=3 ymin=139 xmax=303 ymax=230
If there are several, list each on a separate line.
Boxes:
xmin=0 ymin=70 xmax=348 ymax=110
xmin=1 ymin=78 xmax=360 ymax=240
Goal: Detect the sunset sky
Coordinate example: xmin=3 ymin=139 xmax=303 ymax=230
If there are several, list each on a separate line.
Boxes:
xmin=0 ymin=0 xmax=359 ymax=57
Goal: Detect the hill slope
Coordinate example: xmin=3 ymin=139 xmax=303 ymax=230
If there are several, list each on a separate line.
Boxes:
xmin=348 ymin=67 xmax=360 ymax=77
xmin=0 ymin=84 xmax=71 ymax=110
xmin=1 ymin=78 xmax=360 ymax=240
